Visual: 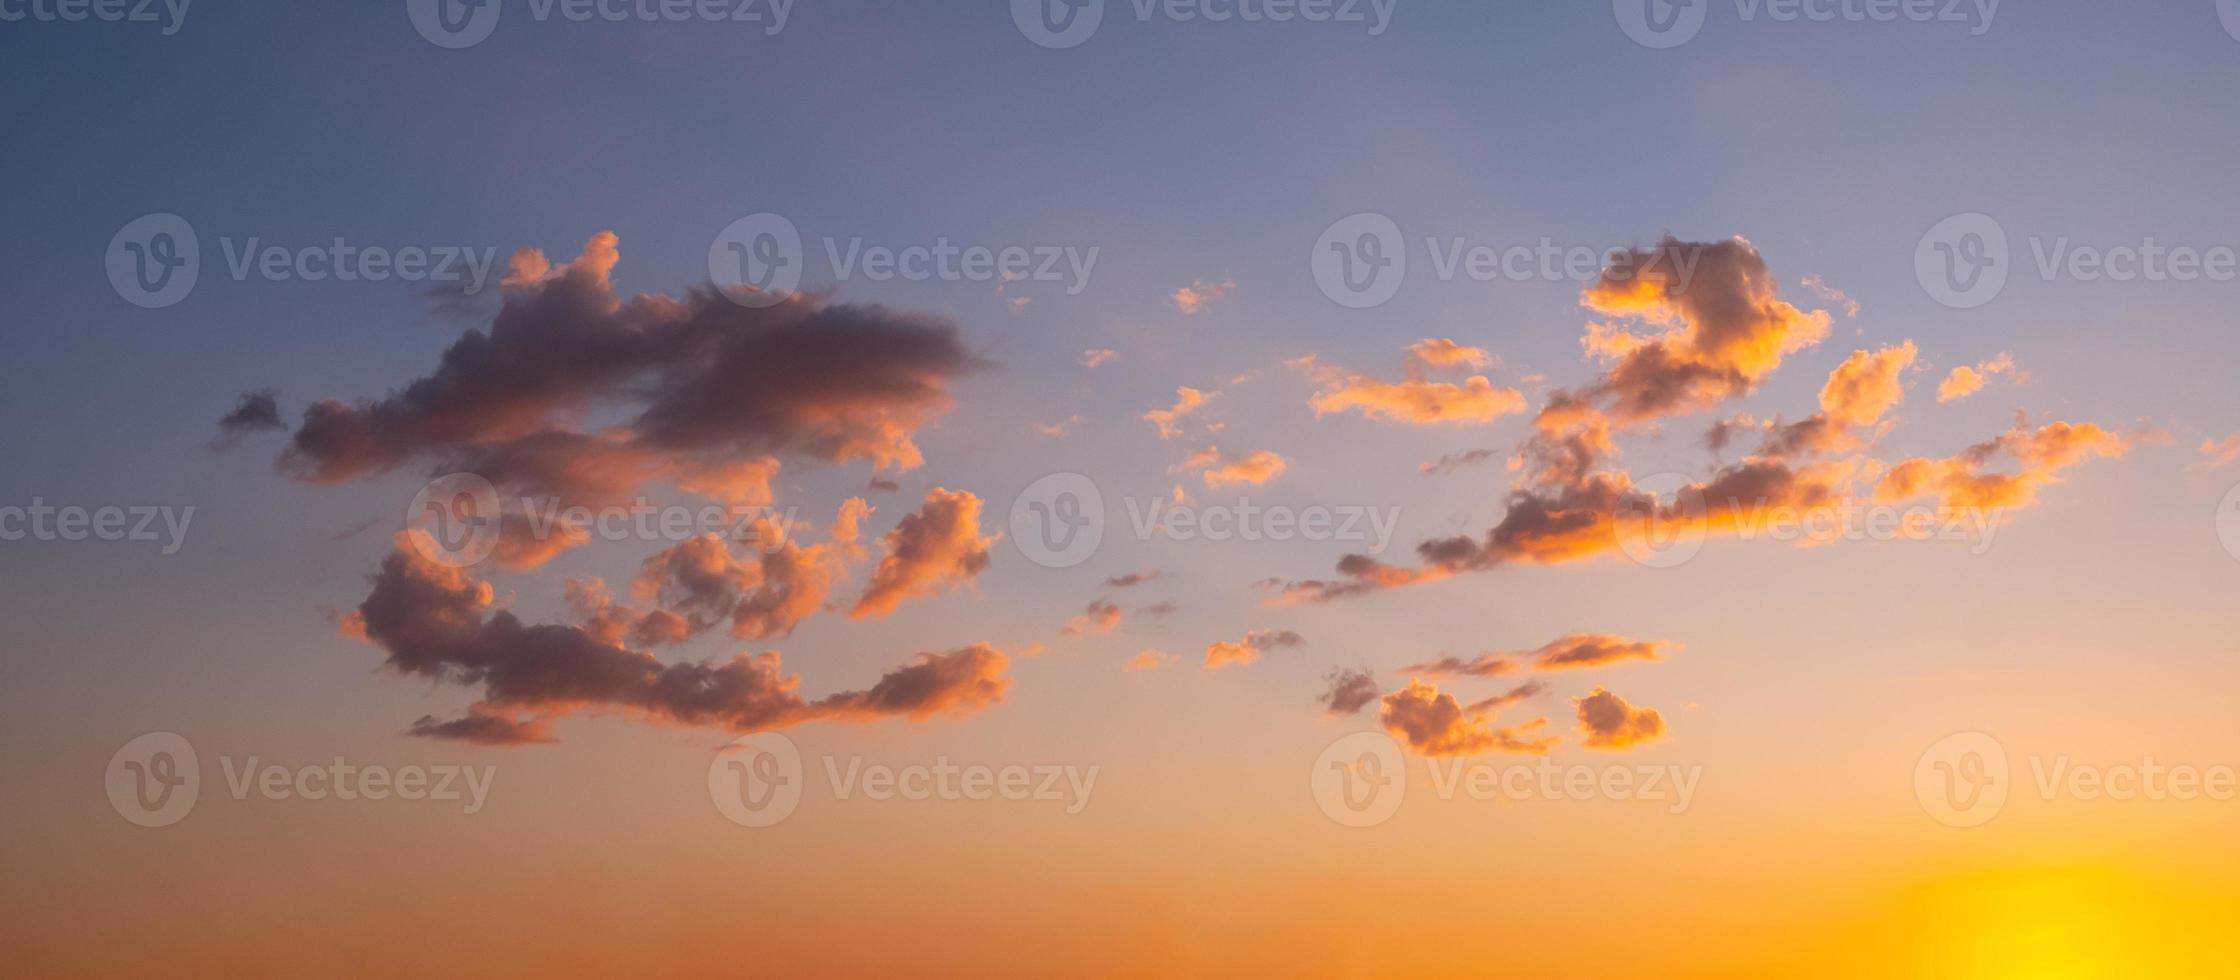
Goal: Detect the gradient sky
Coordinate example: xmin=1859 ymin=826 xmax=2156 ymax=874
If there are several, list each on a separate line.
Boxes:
xmin=5 ymin=1 xmax=2240 ymax=976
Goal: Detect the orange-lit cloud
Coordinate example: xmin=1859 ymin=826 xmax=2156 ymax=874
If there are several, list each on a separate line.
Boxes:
xmin=1575 ymin=687 xmax=1665 ymax=749
xmin=1204 ymin=629 xmax=1304 ymax=670
xmin=1061 ymin=599 xmax=1123 ymax=636
xmin=1144 ymin=386 xmax=1213 ymax=439
xmin=1172 ymin=278 xmax=1235 ymax=315
xmin=1319 ymin=667 xmax=1380 ymax=716
xmin=1177 ymin=446 xmax=1289 ymax=488
xmin=850 ymin=488 xmax=995 ymax=619
xmin=1527 ymin=633 xmax=1671 ymax=670
xmin=1937 ymin=353 xmax=2021 ymax=403
xmin=1380 ymin=679 xmax=1555 ymax=757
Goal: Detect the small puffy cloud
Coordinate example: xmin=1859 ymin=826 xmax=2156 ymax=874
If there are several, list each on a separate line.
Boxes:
xmin=1800 ymin=274 xmax=1860 ymax=317
xmin=1103 ymin=569 xmax=1166 ymax=588
xmin=1419 ymin=448 xmax=1501 ymax=477
xmin=1204 ymin=629 xmax=1304 ymax=670
xmin=1406 ymin=338 xmax=1495 ymax=371
xmin=1126 ymin=649 xmax=1176 ymax=672
xmin=1876 ymin=418 xmax=2135 ymax=511
xmin=406 ymin=706 xmax=557 ymax=746
xmin=1379 ymin=679 xmax=1555 ymax=757
xmin=1144 ymin=386 xmax=1213 ymax=439
xmin=1080 ymin=348 xmax=1119 ymax=369
xmin=2198 ymin=434 xmax=2240 ymax=470
xmin=1176 ymin=447 xmax=1289 ymax=488
xmin=850 ymin=488 xmax=996 ymax=619
xmin=1937 ymin=353 xmax=2020 ymax=404
xmin=1528 ymin=633 xmax=1670 ymax=671
xmin=211 ymin=389 xmax=284 ymax=450
xmin=1061 ymin=599 xmax=1123 ymax=636
xmin=1575 ymin=687 xmax=1666 ymax=750
xmin=1172 ymin=279 xmax=1235 ymax=315
xmin=1319 ymin=667 xmax=1380 ymax=716
xmin=1398 ymin=652 xmax=1518 ymax=679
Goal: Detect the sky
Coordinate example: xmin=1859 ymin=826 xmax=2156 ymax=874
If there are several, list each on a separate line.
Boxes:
xmin=4 ymin=0 xmax=2240 ymax=976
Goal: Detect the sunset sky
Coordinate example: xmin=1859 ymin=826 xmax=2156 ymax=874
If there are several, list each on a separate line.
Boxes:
xmin=5 ymin=2 xmax=2240 ymax=976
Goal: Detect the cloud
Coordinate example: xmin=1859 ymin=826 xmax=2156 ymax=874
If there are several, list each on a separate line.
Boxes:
xmin=1319 ymin=667 xmax=1380 ymax=716
xmin=406 ymin=705 xmax=558 ymax=746
xmin=1176 ymin=447 xmax=1289 ymax=488
xmin=1575 ymin=687 xmax=1665 ymax=750
xmin=1465 ymin=679 xmax=1548 ymax=715
xmin=349 ymin=533 xmax=1009 ymax=744
xmin=1527 ymin=633 xmax=1670 ymax=670
xmin=1126 ymin=649 xmax=1175 ymax=672
xmin=1799 ymin=274 xmax=1860 ymax=317
xmin=1298 ymin=345 xmax=1526 ymax=427
xmin=1080 ymin=348 xmax=1119 ymax=369
xmin=266 ymin=233 xmax=980 ymax=515
xmin=832 ymin=497 xmax=874 ymax=561
xmin=211 ymin=388 xmax=284 ymax=450
xmin=1937 ymin=353 xmax=2020 ymax=404
xmin=631 ymin=527 xmax=834 ymax=642
xmin=1103 ymin=569 xmax=1166 ymax=588
xmin=1172 ymin=279 xmax=1235 ymax=315
xmin=851 ymin=488 xmax=995 ymax=619
xmin=1137 ymin=600 xmax=1180 ymax=618
xmin=1398 ymin=652 xmax=1518 ymax=679
xmin=2198 ymin=434 xmax=2240 ymax=470
xmin=1419 ymin=448 xmax=1501 ymax=477
xmin=1061 ymin=599 xmax=1123 ymax=636
xmin=1204 ymin=629 xmax=1304 ymax=669
xmin=1379 ymin=679 xmax=1555 ymax=757
xmin=1406 ymin=338 xmax=1495 ymax=371
xmin=1570 ymin=236 xmax=1832 ymax=427
xmin=1876 ymin=418 xmax=2135 ymax=511
xmin=1144 ymin=387 xmax=1213 ymax=439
